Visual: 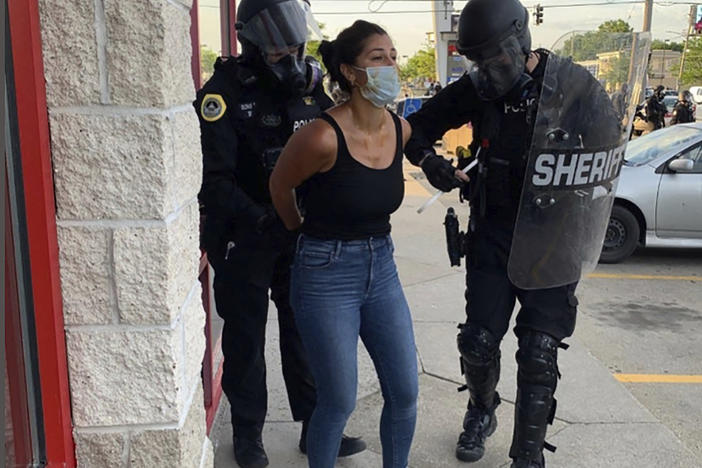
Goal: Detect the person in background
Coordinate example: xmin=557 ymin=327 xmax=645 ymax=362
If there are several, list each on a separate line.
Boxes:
xmin=611 ymin=83 xmax=628 ymax=121
xmin=645 ymin=85 xmax=667 ymax=130
xmin=270 ymin=20 xmax=420 ymax=468
xmin=670 ymin=90 xmax=695 ymax=125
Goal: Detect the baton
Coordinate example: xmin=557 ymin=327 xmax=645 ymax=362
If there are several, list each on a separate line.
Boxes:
xmin=417 ymin=158 xmax=479 ymax=214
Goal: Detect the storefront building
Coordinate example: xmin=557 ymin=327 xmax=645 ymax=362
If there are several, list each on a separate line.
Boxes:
xmin=3 ymin=1 xmax=235 ymax=466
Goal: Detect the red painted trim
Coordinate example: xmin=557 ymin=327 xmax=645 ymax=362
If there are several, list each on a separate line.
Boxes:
xmin=191 ymin=0 xmax=202 ymax=90
xmin=229 ymin=0 xmax=238 ymax=56
xmin=7 ymin=1 xmax=76 ymax=466
xmin=200 ymin=265 xmax=214 ymax=408
xmin=206 ymin=359 xmax=225 ymax=433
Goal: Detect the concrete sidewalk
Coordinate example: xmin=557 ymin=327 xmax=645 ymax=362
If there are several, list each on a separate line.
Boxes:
xmin=211 ymin=167 xmax=701 ymax=468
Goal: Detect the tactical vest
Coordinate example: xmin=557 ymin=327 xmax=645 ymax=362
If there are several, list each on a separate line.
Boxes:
xmin=214 ymin=58 xmax=326 ymax=205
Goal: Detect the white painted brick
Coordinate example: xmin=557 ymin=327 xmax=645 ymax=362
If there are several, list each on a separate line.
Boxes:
xmin=73 ymin=431 xmax=125 ymax=468
xmin=38 ymin=0 xmax=101 ymax=106
xmin=166 ymin=110 xmax=202 ymax=213
xmin=50 ymin=112 xmax=169 ymax=220
xmin=201 ymin=437 xmax=214 ymax=468
xmin=168 ymin=203 xmax=202 ymax=323
xmin=105 ymin=0 xmax=195 ymax=107
xmin=57 ymin=226 xmax=114 ymax=325
xmin=179 ymin=283 xmax=206 ymax=403
xmin=113 ymin=225 xmax=170 ymax=324
xmin=66 ymin=328 xmax=180 ymax=426
xmin=130 ymin=385 xmax=207 ymax=468
xmin=113 ymin=202 xmax=200 ymax=325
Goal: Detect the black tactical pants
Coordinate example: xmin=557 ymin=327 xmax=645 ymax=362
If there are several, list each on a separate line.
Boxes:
xmin=464 ymin=218 xmax=578 ymax=342
xmin=461 ymin=217 xmax=579 ymax=461
xmin=209 ymin=230 xmax=316 ymax=436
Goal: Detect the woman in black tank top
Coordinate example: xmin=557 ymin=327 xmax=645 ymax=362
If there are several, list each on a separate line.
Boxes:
xmin=270 ymin=21 xmax=418 ymax=468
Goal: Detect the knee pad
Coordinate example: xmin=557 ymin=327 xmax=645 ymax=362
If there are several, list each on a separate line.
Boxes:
xmin=457 ymin=323 xmax=500 ymax=367
xmin=515 ymin=331 xmax=560 ymax=391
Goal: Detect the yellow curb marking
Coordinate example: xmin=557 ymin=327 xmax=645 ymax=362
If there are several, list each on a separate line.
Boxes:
xmin=614 ymin=374 xmax=702 ymax=383
xmin=587 ymin=273 xmax=699 ymax=281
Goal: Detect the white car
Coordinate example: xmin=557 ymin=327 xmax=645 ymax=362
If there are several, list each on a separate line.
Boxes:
xmin=600 ymin=123 xmax=702 ymax=263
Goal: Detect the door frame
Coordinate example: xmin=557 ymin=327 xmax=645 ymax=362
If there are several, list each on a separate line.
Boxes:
xmin=6 ymin=0 xmax=75 ymax=465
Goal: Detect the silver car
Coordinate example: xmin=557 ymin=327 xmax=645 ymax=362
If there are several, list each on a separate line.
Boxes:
xmin=601 ymin=123 xmax=702 ymax=263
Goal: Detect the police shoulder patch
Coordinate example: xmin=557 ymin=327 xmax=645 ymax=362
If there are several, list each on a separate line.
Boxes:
xmin=201 ymin=94 xmax=227 ymax=122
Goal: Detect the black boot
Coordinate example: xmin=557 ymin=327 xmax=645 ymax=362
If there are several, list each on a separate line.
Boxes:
xmin=233 ymin=434 xmax=269 ymax=468
xmin=455 ymin=394 xmax=501 ymax=462
xmin=509 ymin=331 xmax=561 ymax=467
xmin=299 ymin=420 xmax=367 ymax=457
xmin=455 ymin=323 xmax=502 ymax=462
xmin=510 ymin=453 xmax=545 ymax=468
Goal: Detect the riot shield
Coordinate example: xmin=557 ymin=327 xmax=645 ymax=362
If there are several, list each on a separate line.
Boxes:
xmin=507 ymin=32 xmax=650 ymax=289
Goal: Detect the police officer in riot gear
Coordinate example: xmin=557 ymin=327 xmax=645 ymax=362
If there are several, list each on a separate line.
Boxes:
xmin=671 ymin=90 xmax=695 ymax=125
xmin=194 ymin=1 xmax=365 ymax=466
xmin=405 ymin=0 xmax=621 ymax=466
xmin=646 ymin=85 xmax=667 ymax=130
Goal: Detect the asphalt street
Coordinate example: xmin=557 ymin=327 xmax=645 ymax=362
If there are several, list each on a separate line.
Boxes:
xmin=211 ymin=160 xmax=702 ymax=467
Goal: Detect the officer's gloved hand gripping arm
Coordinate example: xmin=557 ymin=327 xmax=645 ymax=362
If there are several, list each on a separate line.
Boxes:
xmin=405 ymin=77 xmax=476 ymax=192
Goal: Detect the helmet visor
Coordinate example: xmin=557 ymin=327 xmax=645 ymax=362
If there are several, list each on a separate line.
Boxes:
xmin=468 ymin=35 xmax=526 ymax=101
xmin=238 ymin=1 xmax=308 ymax=54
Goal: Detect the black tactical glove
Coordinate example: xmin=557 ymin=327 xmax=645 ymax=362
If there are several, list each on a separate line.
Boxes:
xmin=421 ymin=153 xmax=462 ymax=193
xmin=256 ymin=207 xmax=298 ymax=248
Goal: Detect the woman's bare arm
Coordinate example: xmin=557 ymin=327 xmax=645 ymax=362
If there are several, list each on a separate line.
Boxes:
xmin=269 ymin=119 xmax=337 ymax=230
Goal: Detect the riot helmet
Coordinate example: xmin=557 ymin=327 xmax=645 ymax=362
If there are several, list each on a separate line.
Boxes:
xmin=654 ymin=85 xmax=665 ymax=100
xmin=236 ymin=0 xmax=317 ymax=94
xmin=457 ymin=0 xmax=532 ymax=101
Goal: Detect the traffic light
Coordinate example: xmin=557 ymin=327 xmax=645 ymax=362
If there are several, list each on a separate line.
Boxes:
xmin=534 ymin=4 xmax=544 ymax=25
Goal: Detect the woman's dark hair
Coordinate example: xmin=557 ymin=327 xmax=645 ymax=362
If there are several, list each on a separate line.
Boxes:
xmin=317 ymin=20 xmax=388 ymax=93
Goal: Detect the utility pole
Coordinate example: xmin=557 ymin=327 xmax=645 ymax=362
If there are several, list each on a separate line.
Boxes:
xmin=432 ymin=0 xmax=454 ymax=87
xmin=643 ymin=0 xmax=653 ymax=33
xmin=642 ymin=0 xmax=653 ymax=92
xmin=679 ymin=5 xmax=697 ymax=89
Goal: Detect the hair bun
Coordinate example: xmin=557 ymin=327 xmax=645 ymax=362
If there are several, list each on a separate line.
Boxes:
xmin=318 ymin=39 xmax=333 ymax=54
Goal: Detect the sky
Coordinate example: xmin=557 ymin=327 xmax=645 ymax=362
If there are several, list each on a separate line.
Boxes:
xmin=312 ymin=0 xmax=692 ymax=56
xmin=199 ymin=1 xmax=695 ymax=58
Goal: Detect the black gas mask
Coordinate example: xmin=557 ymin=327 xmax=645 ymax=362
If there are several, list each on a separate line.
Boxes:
xmin=466 ymin=37 xmax=532 ymax=102
xmin=264 ymin=48 xmax=308 ymax=96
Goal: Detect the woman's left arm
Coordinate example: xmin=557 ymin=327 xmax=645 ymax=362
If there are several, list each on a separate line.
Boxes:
xmin=400 ymin=117 xmax=413 ymax=149
xmin=270 ymin=119 xmax=336 ymax=230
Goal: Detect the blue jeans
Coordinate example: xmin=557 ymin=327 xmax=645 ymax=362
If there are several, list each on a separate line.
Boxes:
xmin=290 ymin=234 xmax=418 ymax=468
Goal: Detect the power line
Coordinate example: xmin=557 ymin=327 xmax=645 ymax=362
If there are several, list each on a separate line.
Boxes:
xmin=199 ymin=1 xmax=699 ymax=14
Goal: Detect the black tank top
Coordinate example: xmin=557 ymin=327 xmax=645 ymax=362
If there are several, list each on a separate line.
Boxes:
xmin=301 ymin=111 xmax=405 ymax=240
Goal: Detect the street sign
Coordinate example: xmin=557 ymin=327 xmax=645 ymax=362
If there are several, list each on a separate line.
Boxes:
xmin=401 ymin=98 xmax=424 ymax=118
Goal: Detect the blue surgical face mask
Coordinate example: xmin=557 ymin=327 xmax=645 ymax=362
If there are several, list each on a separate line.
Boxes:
xmin=353 ymin=65 xmax=401 ymax=108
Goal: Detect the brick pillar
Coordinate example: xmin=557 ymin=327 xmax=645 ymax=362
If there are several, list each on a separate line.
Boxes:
xmin=38 ymin=0 xmax=213 ymax=466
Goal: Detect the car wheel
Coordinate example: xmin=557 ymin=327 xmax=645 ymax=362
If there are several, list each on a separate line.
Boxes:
xmin=600 ymin=205 xmax=640 ymax=264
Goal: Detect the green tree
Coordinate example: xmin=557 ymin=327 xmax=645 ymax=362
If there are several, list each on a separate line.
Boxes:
xmin=200 ymin=45 xmax=218 ymax=82
xmin=651 ymin=39 xmax=684 ymax=52
xmin=680 ymin=37 xmax=702 ymax=87
xmin=598 ymin=19 xmax=633 ymax=34
xmin=306 ymin=23 xmax=328 ymax=70
xmin=556 ymin=20 xmax=634 ymax=61
xmin=400 ymin=43 xmax=436 ymax=83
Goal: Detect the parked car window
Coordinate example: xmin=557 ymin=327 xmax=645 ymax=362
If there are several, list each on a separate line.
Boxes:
xmin=625 ymin=125 xmax=702 ymax=166
xmin=662 ymin=95 xmax=677 ymax=113
xmin=675 ymin=144 xmax=702 ymax=173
